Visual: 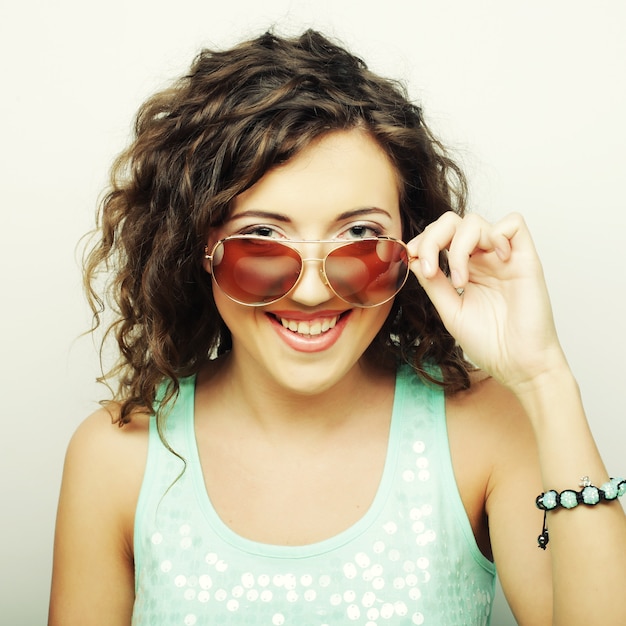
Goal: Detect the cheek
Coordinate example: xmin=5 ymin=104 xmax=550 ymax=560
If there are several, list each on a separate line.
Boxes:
xmin=211 ymin=288 xmax=260 ymax=339
xmin=361 ymin=302 xmax=394 ymax=339
xmin=212 ymin=287 xmax=235 ymax=324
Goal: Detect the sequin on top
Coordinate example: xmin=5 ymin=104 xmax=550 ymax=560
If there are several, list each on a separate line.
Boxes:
xmin=132 ymin=366 xmax=496 ymax=625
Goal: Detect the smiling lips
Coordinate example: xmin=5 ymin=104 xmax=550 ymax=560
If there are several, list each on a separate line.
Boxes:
xmin=268 ymin=311 xmax=349 ymax=352
xmin=279 ymin=315 xmax=339 ymax=336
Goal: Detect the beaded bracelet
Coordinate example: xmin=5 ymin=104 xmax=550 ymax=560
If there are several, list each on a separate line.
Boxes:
xmin=535 ymin=476 xmax=626 ymax=549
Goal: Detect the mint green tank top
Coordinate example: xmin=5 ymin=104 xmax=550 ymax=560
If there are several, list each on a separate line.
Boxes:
xmin=132 ymin=365 xmax=496 ymax=625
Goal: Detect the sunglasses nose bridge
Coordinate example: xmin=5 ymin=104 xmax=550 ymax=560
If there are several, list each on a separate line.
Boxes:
xmin=286 ymin=253 xmax=335 ymax=305
xmin=298 ymin=247 xmax=333 ymax=286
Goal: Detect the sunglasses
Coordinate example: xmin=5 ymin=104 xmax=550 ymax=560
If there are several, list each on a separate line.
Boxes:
xmin=204 ymin=236 xmax=411 ymax=307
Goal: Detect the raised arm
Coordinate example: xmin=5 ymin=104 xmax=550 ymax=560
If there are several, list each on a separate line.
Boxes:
xmin=408 ymin=211 xmax=626 ymax=625
xmin=48 ymin=408 xmax=147 ymax=626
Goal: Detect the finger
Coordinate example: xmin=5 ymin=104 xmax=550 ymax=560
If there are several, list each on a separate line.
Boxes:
xmin=447 ymin=214 xmax=512 ymax=287
xmin=407 ymin=212 xmax=461 ymax=279
xmin=492 ymin=212 xmax=536 ymax=258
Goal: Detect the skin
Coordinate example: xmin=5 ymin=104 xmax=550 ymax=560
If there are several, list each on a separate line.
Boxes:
xmin=49 ymin=129 xmax=626 ymax=626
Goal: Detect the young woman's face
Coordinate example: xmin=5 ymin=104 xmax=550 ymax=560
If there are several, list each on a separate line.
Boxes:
xmin=204 ymin=129 xmax=403 ymax=395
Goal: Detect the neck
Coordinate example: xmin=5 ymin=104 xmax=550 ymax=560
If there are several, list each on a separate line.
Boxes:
xmin=198 ymin=352 xmax=395 ymax=438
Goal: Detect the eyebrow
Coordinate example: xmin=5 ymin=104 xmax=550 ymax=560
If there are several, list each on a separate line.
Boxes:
xmin=336 ymin=207 xmax=392 ymax=221
xmin=228 ymin=207 xmax=393 ymax=222
xmin=228 ymin=210 xmax=291 ymax=222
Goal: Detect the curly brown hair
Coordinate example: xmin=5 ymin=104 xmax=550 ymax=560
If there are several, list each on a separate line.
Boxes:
xmin=84 ymin=29 xmax=472 ymax=425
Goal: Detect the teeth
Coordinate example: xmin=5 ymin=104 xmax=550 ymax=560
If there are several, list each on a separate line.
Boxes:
xmin=279 ymin=316 xmax=339 ymax=336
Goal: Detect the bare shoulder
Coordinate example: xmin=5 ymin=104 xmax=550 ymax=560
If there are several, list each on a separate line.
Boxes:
xmin=49 ymin=405 xmax=150 ymax=625
xmin=64 ymin=403 xmax=150 ymax=536
xmin=68 ymin=403 xmax=150 ymax=463
xmin=448 ymin=373 xmax=551 ymax=624
xmin=445 ymin=372 xmax=541 ymax=562
xmin=447 ymin=372 xmax=541 ymax=500
xmin=447 ymin=372 xmax=535 ymax=452
xmin=67 ymin=404 xmax=148 ymax=483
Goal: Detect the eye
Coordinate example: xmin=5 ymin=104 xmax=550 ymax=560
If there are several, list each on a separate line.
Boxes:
xmin=239 ymin=225 xmax=282 ymax=238
xmin=342 ymin=224 xmax=383 ymax=240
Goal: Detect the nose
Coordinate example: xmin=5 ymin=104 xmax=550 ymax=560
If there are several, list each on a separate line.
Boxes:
xmin=288 ymin=257 xmax=335 ymax=306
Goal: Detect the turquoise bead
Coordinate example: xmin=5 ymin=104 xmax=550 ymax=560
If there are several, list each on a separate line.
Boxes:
xmin=601 ymin=480 xmax=618 ymax=499
xmin=559 ymin=490 xmax=578 ymax=509
xmin=541 ymin=490 xmax=558 ymax=510
xmin=582 ymin=486 xmax=600 ymax=505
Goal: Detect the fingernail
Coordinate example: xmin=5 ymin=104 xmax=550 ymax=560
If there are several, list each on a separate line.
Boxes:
xmin=451 ymin=270 xmax=463 ymax=288
xmin=420 ymin=258 xmax=432 ymax=276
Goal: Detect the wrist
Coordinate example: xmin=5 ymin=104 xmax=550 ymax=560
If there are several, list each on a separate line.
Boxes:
xmin=510 ymin=362 xmax=581 ymax=426
xmin=507 ymin=343 xmax=572 ymax=395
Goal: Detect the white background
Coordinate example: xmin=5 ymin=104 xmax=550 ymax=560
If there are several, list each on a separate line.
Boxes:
xmin=1 ymin=1 xmax=625 ymax=624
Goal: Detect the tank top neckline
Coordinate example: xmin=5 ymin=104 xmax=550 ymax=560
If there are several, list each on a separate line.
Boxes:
xmin=178 ymin=366 xmax=419 ymax=559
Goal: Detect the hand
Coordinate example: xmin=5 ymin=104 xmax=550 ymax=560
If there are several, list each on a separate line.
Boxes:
xmin=407 ymin=212 xmax=568 ymax=392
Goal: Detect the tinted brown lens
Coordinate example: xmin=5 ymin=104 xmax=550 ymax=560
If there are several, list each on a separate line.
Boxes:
xmin=325 ymin=239 xmax=408 ymax=306
xmin=213 ymin=238 xmax=301 ymax=304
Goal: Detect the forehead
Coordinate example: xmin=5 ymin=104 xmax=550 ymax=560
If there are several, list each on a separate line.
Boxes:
xmin=230 ymin=129 xmax=401 ymax=224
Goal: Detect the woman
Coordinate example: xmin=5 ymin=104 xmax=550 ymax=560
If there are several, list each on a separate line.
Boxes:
xmin=49 ymin=30 xmax=626 ymax=625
